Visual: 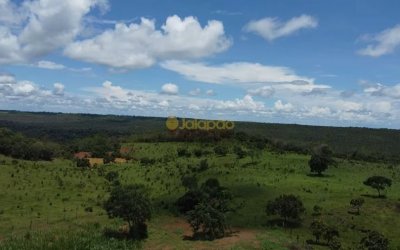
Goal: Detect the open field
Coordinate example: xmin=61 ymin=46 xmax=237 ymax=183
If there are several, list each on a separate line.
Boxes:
xmin=0 ymin=141 xmax=399 ymax=249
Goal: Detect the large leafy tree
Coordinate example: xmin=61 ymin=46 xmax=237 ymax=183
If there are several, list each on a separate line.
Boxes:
xmin=363 ymin=176 xmax=392 ymax=198
xmin=104 ymin=184 xmax=151 ymax=239
xmin=266 ymin=194 xmax=305 ymax=227
xmin=308 ymin=144 xmax=336 ymax=176
xmin=310 ymin=220 xmax=340 ymax=245
xmin=187 ymin=203 xmax=228 ymax=240
xmin=176 ymin=178 xmax=233 ymax=240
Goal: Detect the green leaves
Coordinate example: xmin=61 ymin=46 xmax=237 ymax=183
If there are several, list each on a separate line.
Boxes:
xmin=266 ymin=194 xmax=305 ymax=226
xmin=363 ymin=176 xmax=392 ymax=197
xmin=104 ymin=184 xmax=151 ymax=239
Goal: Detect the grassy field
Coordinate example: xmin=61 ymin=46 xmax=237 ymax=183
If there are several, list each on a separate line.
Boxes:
xmin=0 ymin=141 xmax=399 ymax=249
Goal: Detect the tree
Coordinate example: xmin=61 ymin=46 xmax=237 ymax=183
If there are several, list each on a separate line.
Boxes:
xmin=363 ymin=176 xmax=392 ymax=198
xmin=323 ymin=226 xmax=339 ymax=244
xmin=187 ymin=202 xmax=228 ymax=240
xmin=350 ymin=198 xmax=365 ymax=215
xmin=266 ymin=194 xmax=305 ymax=227
xmin=312 ymin=205 xmax=323 ymax=216
xmin=76 ymin=158 xmax=90 ymax=168
xmin=360 ymin=231 xmax=389 ymax=250
xmin=175 ymin=189 xmax=205 ymax=214
xmin=329 ymin=237 xmax=341 ymax=250
xmin=310 ymin=221 xmax=340 ymax=245
xmin=176 ymin=178 xmax=233 ymax=240
xmin=248 ymin=147 xmax=262 ymax=164
xmin=214 ymin=145 xmax=228 ymax=156
xmin=105 ymin=171 xmax=119 ymax=182
xmin=103 ymin=154 xmax=116 ymax=164
xmin=104 ymin=184 xmax=151 ymax=239
xmin=310 ymin=220 xmax=325 ymax=244
xmin=308 ymin=144 xmax=336 ymax=176
xmin=233 ymin=145 xmax=246 ymax=159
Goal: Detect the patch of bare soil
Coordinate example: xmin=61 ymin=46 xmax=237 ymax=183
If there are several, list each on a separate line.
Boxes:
xmin=145 ymin=217 xmax=260 ymax=250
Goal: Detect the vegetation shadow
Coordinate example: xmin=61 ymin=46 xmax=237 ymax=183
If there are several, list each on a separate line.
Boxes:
xmin=361 ymin=194 xmax=387 ymax=199
xmin=265 ymin=218 xmax=302 ymax=229
xmin=305 ymin=239 xmax=328 ymax=246
xmin=182 ymin=229 xmax=238 ymax=242
xmin=306 ymin=173 xmax=334 ymax=178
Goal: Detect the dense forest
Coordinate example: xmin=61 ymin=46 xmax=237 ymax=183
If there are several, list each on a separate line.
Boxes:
xmin=1 ymin=110 xmax=399 ymax=163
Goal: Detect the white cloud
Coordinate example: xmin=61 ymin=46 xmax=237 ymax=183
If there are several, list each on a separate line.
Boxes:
xmin=244 ymin=15 xmax=318 ymax=41
xmin=0 ymin=74 xmax=15 ymax=84
xmin=53 ymin=83 xmax=65 ymax=95
xmin=29 ymin=60 xmax=91 ymax=72
xmin=358 ymin=25 xmax=400 ymax=57
xmin=36 ymin=60 xmax=66 ymax=70
xmin=161 ymin=83 xmax=179 ymax=95
xmin=0 ymin=0 xmax=26 ymax=24
xmin=1 ymin=76 xmax=399 ymax=128
xmin=206 ymin=89 xmax=215 ymax=96
xmin=161 ymin=60 xmax=314 ymax=84
xmin=189 ymin=88 xmax=201 ymax=96
xmin=247 ymin=86 xmax=275 ymax=98
xmin=64 ymin=15 xmax=231 ymax=69
xmin=363 ymin=82 xmax=400 ymax=99
xmin=0 ymin=0 xmax=106 ymax=64
xmin=274 ymin=100 xmax=293 ymax=112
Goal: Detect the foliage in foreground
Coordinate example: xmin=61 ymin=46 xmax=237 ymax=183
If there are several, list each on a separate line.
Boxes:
xmin=104 ymin=184 xmax=152 ymax=240
xmin=0 ymin=227 xmax=141 ymax=250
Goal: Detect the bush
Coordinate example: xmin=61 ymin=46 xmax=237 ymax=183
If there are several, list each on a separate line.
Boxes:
xmin=105 ymin=171 xmax=119 ymax=182
xmin=104 ymin=184 xmax=151 ymax=240
xmin=140 ymin=157 xmax=156 ymax=166
xmin=177 ymin=148 xmax=191 ymax=157
xmin=198 ymin=159 xmax=209 ymax=172
xmin=76 ymin=158 xmax=90 ymax=168
xmin=214 ymin=145 xmax=228 ymax=156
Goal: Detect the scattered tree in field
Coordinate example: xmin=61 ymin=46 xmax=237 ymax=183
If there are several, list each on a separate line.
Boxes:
xmin=308 ymin=144 xmax=336 ymax=176
xmin=105 ymin=171 xmax=119 ymax=182
xmin=104 ymin=184 xmax=151 ymax=239
xmin=177 ymin=148 xmax=191 ymax=157
xmin=193 ymin=148 xmax=203 ymax=158
xmin=198 ymin=159 xmax=209 ymax=172
xmin=214 ymin=145 xmax=228 ymax=156
xmin=310 ymin=220 xmax=325 ymax=244
xmin=103 ymin=154 xmax=115 ymax=164
xmin=175 ymin=189 xmax=205 ymax=214
xmin=248 ymin=147 xmax=262 ymax=164
xmin=310 ymin=220 xmax=340 ymax=245
xmin=233 ymin=145 xmax=246 ymax=159
xmin=76 ymin=158 xmax=90 ymax=168
xmin=187 ymin=202 xmax=228 ymax=240
xmin=266 ymin=194 xmax=305 ymax=227
xmin=363 ymin=176 xmax=392 ymax=198
xmin=323 ymin=226 xmax=339 ymax=244
xmin=360 ymin=231 xmax=389 ymax=250
xmin=312 ymin=205 xmax=323 ymax=216
xmin=329 ymin=237 xmax=341 ymax=250
xmin=350 ymin=198 xmax=365 ymax=215
xmin=176 ymin=178 xmax=233 ymax=240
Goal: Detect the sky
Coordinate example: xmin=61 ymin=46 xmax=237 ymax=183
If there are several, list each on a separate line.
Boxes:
xmin=0 ymin=0 xmax=400 ymax=128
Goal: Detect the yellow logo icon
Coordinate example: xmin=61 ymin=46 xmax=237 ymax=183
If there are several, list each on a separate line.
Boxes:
xmin=166 ymin=117 xmax=234 ymax=131
xmin=166 ymin=116 xmax=179 ymax=131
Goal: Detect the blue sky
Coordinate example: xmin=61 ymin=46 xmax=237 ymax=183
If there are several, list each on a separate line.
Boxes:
xmin=0 ymin=0 xmax=400 ymax=128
